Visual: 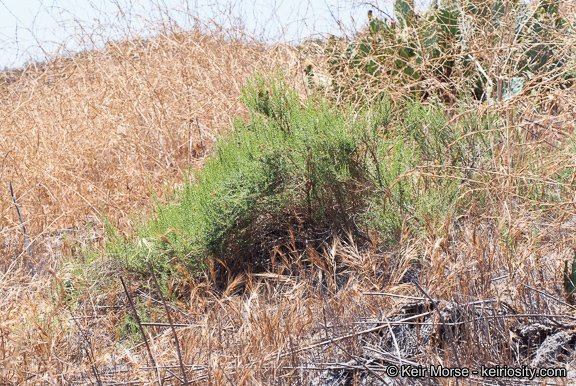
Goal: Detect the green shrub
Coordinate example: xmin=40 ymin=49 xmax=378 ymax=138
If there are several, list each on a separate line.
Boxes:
xmin=108 ymin=72 xmax=497 ymax=277
xmin=116 ymin=72 xmax=395 ymax=275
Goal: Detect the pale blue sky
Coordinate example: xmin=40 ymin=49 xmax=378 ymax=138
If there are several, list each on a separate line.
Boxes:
xmin=0 ymin=0 xmax=403 ymax=68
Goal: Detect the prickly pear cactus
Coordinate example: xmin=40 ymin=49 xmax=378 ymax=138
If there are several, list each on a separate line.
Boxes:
xmin=315 ymin=0 xmax=570 ymax=102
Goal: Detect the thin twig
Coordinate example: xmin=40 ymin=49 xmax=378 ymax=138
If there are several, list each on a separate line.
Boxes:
xmin=147 ymin=262 xmax=190 ymax=386
xmin=141 ymin=365 xmax=207 ymax=370
xmin=363 ymin=292 xmax=425 ymax=301
xmin=383 ymin=316 xmax=402 ymax=367
xmin=218 ymin=363 xmax=236 ymax=386
xmin=120 ymin=276 xmax=162 ymax=386
xmin=165 ymin=369 xmax=184 ymax=383
xmin=412 ymin=280 xmax=462 ymax=368
xmin=140 ymin=322 xmax=199 ymax=327
xmin=9 ymin=181 xmax=34 ymax=274
xmin=521 ymin=283 xmax=576 ymax=312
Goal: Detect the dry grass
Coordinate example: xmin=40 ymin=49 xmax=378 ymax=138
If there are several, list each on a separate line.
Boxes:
xmin=0 ymin=22 xmax=306 ymax=384
xmin=2 ymin=1 xmax=576 ymax=384
xmin=5 ymin=224 xmax=576 ymax=384
xmin=0 ymin=28 xmax=301 ymax=238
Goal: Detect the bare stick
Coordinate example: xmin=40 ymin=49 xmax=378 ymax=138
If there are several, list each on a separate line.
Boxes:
xmin=218 ymin=363 xmax=237 ymax=386
xmin=147 ymin=262 xmax=189 ymax=385
xmin=383 ymin=316 xmax=403 ymax=367
xmin=412 ymin=280 xmax=462 ymax=368
xmin=521 ymin=283 xmax=576 ymax=312
xmin=120 ymin=276 xmax=163 ymax=386
xmin=85 ymin=348 xmax=102 ymax=386
xmin=9 ymin=181 xmax=34 ymax=274
xmin=363 ymin=292 xmax=425 ymax=301
xmin=165 ymin=369 xmax=184 ymax=383
xmin=196 ymin=118 xmax=205 ymax=157
xmin=141 ymin=322 xmax=199 ymax=327
xmin=69 ymin=310 xmax=102 ymax=386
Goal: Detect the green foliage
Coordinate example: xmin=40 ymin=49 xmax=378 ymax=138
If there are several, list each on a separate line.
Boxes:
xmin=114 ymin=72 xmax=393 ymax=275
xmin=106 ymin=69 xmax=576 ymax=285
xmin=119 ymin=299 xmax=150 ymax=342
xmin=107 ymin=72 xmax=501 ymax=276
xmin=371 ymin=101 xmax=500 ymax=243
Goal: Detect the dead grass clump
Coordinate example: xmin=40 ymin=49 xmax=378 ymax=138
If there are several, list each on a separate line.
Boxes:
xmin=0 ymin=23 xmax=307 ymax=384
xmin=9 ymin=219 xmax=575 ymax=384
xmin=0 ymin=27 xmax=300 ymax=244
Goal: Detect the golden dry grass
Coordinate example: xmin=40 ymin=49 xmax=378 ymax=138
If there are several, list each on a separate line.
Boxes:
xmin=5 ymin=221 xmax=575 ymax=384
xmin=0 ymin=26 xmax=307 ymax=384
xmin=2 ymin=2 xmax=576 ymax=384
xmin=0 ymin=29 xmax=301 ymax=239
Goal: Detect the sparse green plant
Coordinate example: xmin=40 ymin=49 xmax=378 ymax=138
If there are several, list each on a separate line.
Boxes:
xmin=564 ymin=253 xmax=576 ymax=304
xmin=119 ymin=298 xmax=151 ymax=343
